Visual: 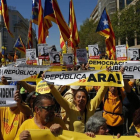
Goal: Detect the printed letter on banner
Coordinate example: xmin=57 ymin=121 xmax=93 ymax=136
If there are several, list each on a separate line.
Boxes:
xmin=0 ymin=85 xmax=17 ymax=107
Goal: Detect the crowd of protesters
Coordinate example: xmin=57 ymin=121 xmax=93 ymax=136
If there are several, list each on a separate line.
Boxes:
xmin=1 ymin=61 xmax=140 ymax=140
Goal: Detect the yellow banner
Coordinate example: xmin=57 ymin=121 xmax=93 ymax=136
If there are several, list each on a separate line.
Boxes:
xmin=88 ymin=59 xmax=125 ymax=70
xmin=27 ymin=129 xmax=137 ymax=140
xmin=44 ymin=71 xmax=124 ymax=87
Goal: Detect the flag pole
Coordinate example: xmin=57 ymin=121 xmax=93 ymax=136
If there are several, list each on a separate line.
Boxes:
xmin=33 ymin=23 xmax=40 ymax=65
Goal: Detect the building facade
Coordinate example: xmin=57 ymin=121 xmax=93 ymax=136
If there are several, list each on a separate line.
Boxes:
xmin=0 ymin=7 xmax=36 ymax=58
xmin=90 ymin=0 xmax=140 ymax=48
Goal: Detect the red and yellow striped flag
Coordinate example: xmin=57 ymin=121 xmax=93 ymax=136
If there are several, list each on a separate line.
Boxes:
xmin=44 ymin=18 xmax=52 ymax=37
xmin=1 ymin=0 xmax=13 ymax=37
xmin=38 ymin=0 xmax=46 ymax=44
xmin=27 ymin=20 xmax=33 ymax=49
xmin=69 ymin=0 xmax=80 ymax=48
xmin=52 ymin=0 xmax=70 ymax=42
xmin=60 ymin=33 xmax=66 ymax=54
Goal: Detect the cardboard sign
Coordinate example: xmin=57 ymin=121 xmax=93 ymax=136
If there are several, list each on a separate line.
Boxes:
xmin=44 ymin=70 xmax=123 ymax=87
xmin=63 ymin=54 xmax=74 ymax=67
xmin=16 ymin=58 xmax=26 ymax=66
xmin=0 ymin=85 xmax=17 ymax=107
xmin=76 ymin=49 xmax=88 ymax=64
xmin=116 ymin=45 xmax=127 ymax=60
xmin=26 ymin=49 xmax=37 ymax=64
xmin=127 ymin=48 xmax=139 ymax=61
xmin=38 ymin=44 xmax=49 ymax=59
xmin=49 ymin=52 xmax=60 ymax=66
xmin=88 ymin=44 xmax=99 ymax=59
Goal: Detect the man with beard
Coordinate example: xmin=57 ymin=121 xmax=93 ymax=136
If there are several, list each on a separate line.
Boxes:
xmin=15 ymin=94 xmax=67 ymax=140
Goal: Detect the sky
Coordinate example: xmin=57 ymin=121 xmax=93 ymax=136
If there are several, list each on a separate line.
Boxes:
xmin=7 ymin=0 xmax=98 ymax=51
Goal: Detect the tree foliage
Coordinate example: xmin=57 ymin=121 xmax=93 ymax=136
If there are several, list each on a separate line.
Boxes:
xmin=111 ymin=0 xmax=140 ymax=45
xmin=78 ymin=18 xmax=105 ymax=50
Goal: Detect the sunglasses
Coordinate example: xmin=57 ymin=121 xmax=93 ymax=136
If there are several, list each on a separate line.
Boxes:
xmin=38 ymin=105 xmax=55 ymax=112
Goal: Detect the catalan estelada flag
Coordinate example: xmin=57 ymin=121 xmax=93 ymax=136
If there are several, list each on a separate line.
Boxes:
xmin=60 ymin=33 xmax=66 ymax=54
xmin=96 ymin=8 xmax=116 ymax=60
xmin=44 ymin=0 xmax=56 ymax=23
xmin=1 ymin=0 xmax=14 ymax=37
xmin=52 ymin=0 xmax=70 ymax=42
xmin=38 ymin=0 xmax=46 ymax=44
xmin=69 ymin=0 xmax=80 ymax=48
xmin=14 ymin=36 xmax=26 ymax=54
xmin=32 ymin=0 xmax=39 ymax=25
xmin=27 ymin=20 xmax=33 ymax=49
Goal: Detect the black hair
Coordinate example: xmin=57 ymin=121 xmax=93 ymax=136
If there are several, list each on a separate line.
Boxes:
xmin=68 ymin=56 xmax=72 ymax=59
xmin=133 ymin=51 xmax=137 ymax=54
xmin=30 ymin=51 xmax=35 ymax=55
xmin=33 ymin=94 xmax=54 ymax=112
xmin=93 ymin=47 xmax=99 ymax=55
xmin=73 ymin=88 xmax=89 ymax=104
xmin=51 ymin=47 xmax=57 ymax=51
xmin=54 ymin=54 xmax=60 ymax=60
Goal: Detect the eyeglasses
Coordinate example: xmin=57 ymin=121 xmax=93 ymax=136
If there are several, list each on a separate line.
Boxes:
xmin=38 ymin=105 xmax=55 ymax=112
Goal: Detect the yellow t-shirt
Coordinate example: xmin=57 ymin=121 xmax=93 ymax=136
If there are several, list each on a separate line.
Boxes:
xmin=51 ymin=86 xmax=108 ymax=133
xmin=0 ymin=107 xmax=27 ymax=140
xmin=15 ymin=117 xmax=67 ymax=140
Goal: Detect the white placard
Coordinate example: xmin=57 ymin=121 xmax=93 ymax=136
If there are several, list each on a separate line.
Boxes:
xmin=0 ymin=85 xmax=17 ymax=107
xmin=26 ymin=49 xmax=37 ymax=64
xmin=16 ymin=58 xmax=26 ymax=66
xmin=127 ymin=48 xmax=139 ymax=61
xmin=76 ymin=49 xmax=88 ymax=64
xmin=63 ymin=54 xmax=74 ymax=67
xmin=38 ymin=44 xmax=49 ymax=59
xmin=49 ymin=52 xmax=60 ymax=66
xmin=116 ymin=45 xmax=127 ymax=60
xmin=88 ymin=44 xmax=99 ymax=59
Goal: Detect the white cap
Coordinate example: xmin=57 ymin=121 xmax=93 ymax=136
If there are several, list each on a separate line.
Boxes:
xmin=70 ymin=86 xmax=80 ymax=90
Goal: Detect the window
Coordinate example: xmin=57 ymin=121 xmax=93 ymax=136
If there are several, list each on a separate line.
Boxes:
xmin=127 ymin=0 xmax=132 ymax=5
xmin=119 ymin=0 xmax=125 ymax=10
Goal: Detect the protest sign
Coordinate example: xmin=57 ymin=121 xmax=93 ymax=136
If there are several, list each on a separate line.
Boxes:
xmin=0 ymin=85 xmax=17 ymax=107
xmin=36 ymin=80 xmax=50 ymax=94
xmin=0 ymin=65 xmax=67 ymax=81
xmin=88 ymin=59 xmax=140 ymax=79
xmin=76 ymin=49 xmax=88 ymax=64
xmin=49 ymin=52 xmax=60 ymax=66
xmin=127 ymin=48 xmax=139 ymax=61
xmin=16 ymin=58 xmax=26 ymax=66
xmin=116 ymin=45 xmax=127 ymax=60
xmin=38 ymin=44 xmax=49 ymax=59
xmin=63 ymin=54 xmax=74 ymax=67
xmin=28 ymin=129 xmax=136 ymax=140
xmin=26 ymin=49 xmax=37 ymax=64
xmin=44 ymin=70 xmax=123 ymax=87
xmin=88 ymin=44 xmax=99 ymax=59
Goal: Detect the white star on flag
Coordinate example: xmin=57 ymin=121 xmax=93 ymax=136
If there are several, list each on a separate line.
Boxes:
xmin=17 ymin=40 xmax=21 ymax=45
xmin=103 ymin=19 xmax=108 ymax=26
